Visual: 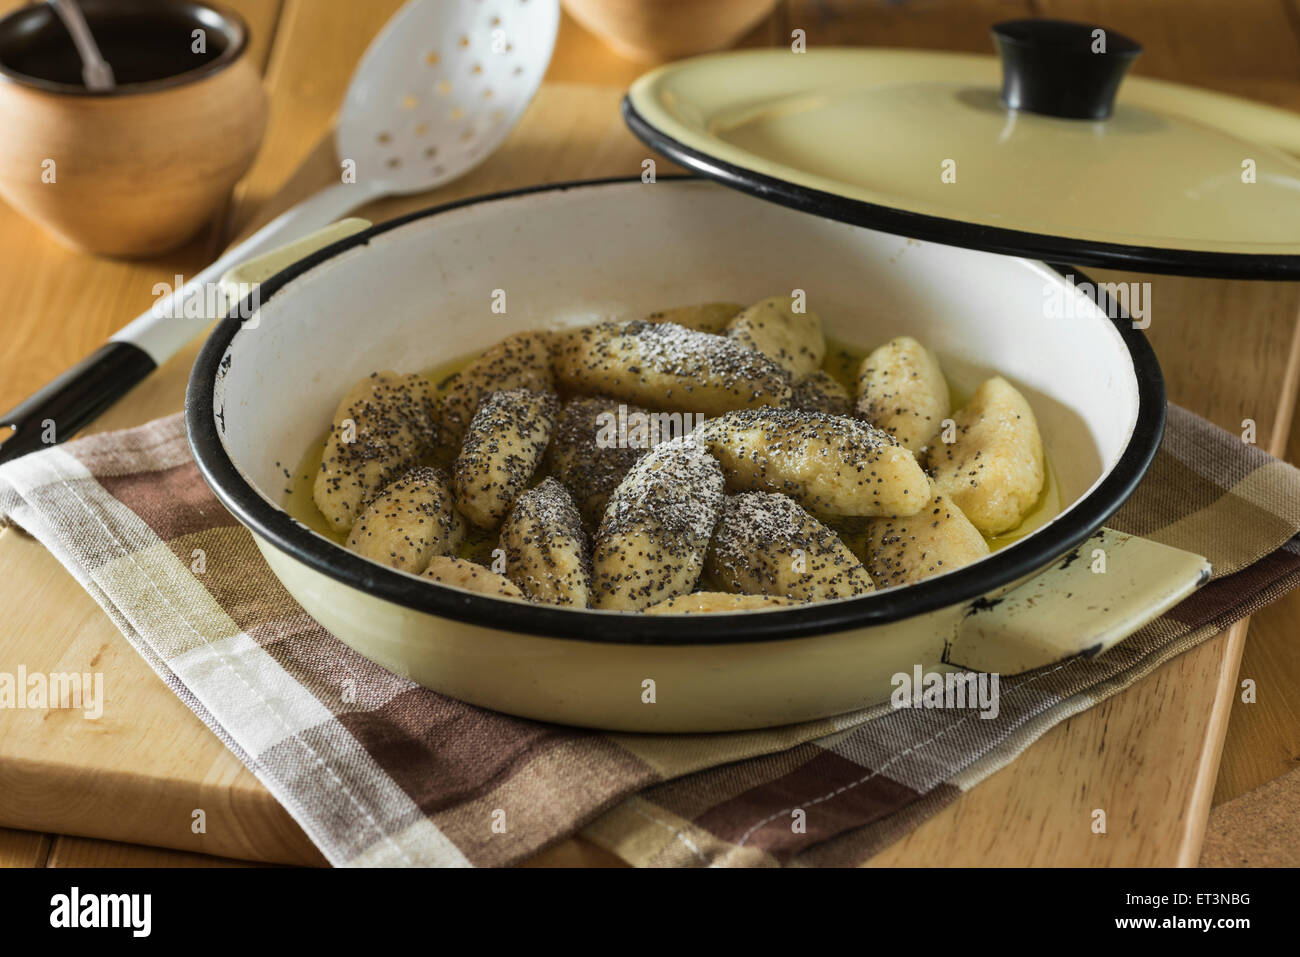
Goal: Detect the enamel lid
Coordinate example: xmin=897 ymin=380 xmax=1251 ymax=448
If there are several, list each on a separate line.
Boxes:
xmin=623 ymin=20 xmax=1300 ymax=279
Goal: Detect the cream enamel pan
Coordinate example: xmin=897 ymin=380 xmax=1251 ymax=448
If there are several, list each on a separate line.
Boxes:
xmin=186 ymin=178 xmax=1204 ymax=733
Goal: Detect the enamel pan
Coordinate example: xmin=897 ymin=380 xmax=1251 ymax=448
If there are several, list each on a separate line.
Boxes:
xmin=186 ymin=178 xmax=1209 ymax=732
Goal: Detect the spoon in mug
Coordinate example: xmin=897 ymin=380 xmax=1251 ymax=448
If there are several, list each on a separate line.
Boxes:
xmin=0 ymin=0 xmax=559 ymax=464
xmin=48 ymin=0 xmax=115 ymax=92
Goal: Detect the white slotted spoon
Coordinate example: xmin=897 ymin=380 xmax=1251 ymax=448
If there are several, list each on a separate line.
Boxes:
xmin=0 ymin=0 xmax=559 ymax=463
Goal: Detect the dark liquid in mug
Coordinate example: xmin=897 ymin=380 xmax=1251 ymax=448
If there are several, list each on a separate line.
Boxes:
xmin=0 ymin=9 xmax=227 ymax=87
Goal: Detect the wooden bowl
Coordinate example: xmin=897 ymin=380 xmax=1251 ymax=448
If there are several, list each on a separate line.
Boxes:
xmin=0 ymin=0 xmax=267 ymax=258
xmin=563 ymin=0 xmax=781 ymax=63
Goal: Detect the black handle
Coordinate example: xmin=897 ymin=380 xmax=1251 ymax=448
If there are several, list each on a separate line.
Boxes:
xmin=992 ymin=19 xmax=1142 ymax=120
xmin=0 ymin=341 xmax=157 ymax=465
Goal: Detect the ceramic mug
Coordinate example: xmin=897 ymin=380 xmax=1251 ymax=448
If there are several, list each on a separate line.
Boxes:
xmin=0 ymin=0 xmax=267 ymax=258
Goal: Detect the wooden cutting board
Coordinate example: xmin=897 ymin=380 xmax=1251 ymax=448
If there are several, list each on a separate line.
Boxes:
xmin=2 ymin=0 xmax=1299 ymax=867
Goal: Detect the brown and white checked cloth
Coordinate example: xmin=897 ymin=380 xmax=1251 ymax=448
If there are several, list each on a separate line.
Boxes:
xmin=1 ymin=405 xmax=1298 ymax=867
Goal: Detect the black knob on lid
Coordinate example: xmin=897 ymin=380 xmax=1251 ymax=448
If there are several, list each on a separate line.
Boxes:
xmin=991 ymin=19 xmax=1142 ymax=120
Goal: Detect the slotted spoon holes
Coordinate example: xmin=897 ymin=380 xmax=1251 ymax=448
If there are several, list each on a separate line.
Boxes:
xmin=357 ymin=0 xmax=552 ymax=186
xmin=371 ymin=115 xmax=483 ymax=181
xmin=404 ymin=7 xmax=530 ymax=168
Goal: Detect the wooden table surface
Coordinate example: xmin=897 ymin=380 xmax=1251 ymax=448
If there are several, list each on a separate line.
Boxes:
xmin=1 ymin=0 xmax=1299 ymax=869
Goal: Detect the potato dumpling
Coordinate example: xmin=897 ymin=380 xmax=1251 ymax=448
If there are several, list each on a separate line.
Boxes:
xmin=726 ymin=296 xmax=826 ymax=379
xmin=697 ymin=406 xmax=930 ymax=518
xmin=645 ymin=592 xmax=799 ymax=615
xmin=549 ymin=395 xmax=647 ymax=530
xmin=451 ymin=388 xmax=558 ymax=528
xmin=856 ymin=336 xmax=950 ymax=454
xmin=924 ymin=376 xmax=1045 ymax=536
xmin=790 ymin=370 xmax=852 ymax=416
xmin=314 ymin=371 xmax=438 ymax=533
xmin=500 ymin=477 xmax=591 ymax=607
xmin=644 ymin=302 xmax=743 ymax=335
xmin=311 ymin=298 xmax=1056 ymax=615
xmin=423 ymin=556 xmax=526 ymax=598
xmin=553 ymin=320 xmax=791 ymax=416
xmin=345 ymin=467 xmax=465 ymax=573
xmin=592 ymin=437 xmax=725 ymax=611
xmin=705 ymin=492 xmax=875 ymax=602
xmin=437 ymin=331 xmax=553 ymax=450
xmin=856 ymin=490 xmax=990 ymax=587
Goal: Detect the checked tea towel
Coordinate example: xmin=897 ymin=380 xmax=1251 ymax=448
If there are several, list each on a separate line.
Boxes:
xmin=1 ymin=405 xmax=1298 ymax=866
